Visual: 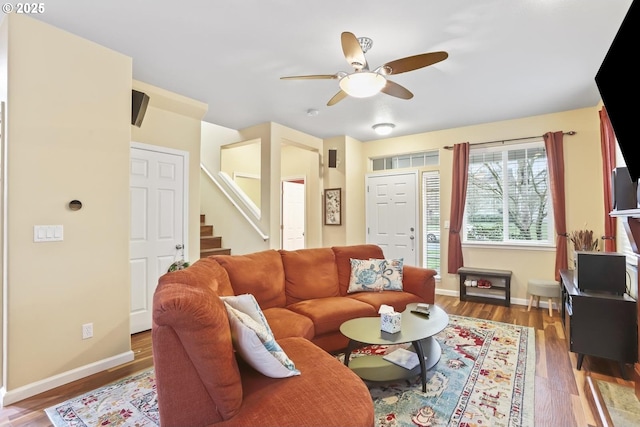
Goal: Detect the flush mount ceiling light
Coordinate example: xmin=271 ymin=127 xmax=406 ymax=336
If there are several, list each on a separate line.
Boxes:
xmin=338 ymin=71 xmax=387 ymax=98
xmin=372 ymin=123 xmax=395 ymax=136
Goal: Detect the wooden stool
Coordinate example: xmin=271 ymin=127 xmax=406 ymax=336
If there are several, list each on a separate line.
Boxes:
xmin=527 ymin=279 xmax=561 ymax=316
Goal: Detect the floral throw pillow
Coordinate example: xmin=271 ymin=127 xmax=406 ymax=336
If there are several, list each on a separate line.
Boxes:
xmin=221 ymin=294 xmax=300 ymax=378
xmin=347 ymin=258 xmax=404 ymax=293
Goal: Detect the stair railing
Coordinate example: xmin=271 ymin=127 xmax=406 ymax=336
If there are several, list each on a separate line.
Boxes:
xmin=201 ymin=163 xmax=269 ymax=241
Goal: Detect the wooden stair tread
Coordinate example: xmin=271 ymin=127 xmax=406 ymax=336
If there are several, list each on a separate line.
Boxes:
xmin=200 ymin=214 xmax=230 ymax=257
xmin=200 ymin=247 xmax=231 ymax=256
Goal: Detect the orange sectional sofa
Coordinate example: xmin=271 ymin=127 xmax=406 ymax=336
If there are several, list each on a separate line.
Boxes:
xmin=152 ymin=244 xmax=437 ymax=426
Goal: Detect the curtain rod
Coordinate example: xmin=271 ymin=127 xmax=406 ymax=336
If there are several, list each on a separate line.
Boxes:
xmin=443 ymin=131 xmax=576 ymax=150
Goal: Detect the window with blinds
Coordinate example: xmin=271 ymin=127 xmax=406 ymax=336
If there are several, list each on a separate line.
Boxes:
xmin=422 ymin=171 xmax=440 ymax=274
xmin=463 ymin=141 xmax=553 ymax=245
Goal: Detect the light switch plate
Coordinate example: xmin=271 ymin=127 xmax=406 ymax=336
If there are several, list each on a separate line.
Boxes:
xmin=34 ymin=225 xmax=63 ymax=242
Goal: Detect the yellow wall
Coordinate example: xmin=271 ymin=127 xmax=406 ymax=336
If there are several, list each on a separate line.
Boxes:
xmin=201 ymin=121 xmax=323 ymax=253
xmin=362 ymin=107 xmax=604 ymax=301
xmin=220 ymin=141 xmax=261 ymax=208
xmin=131 ymin=80 xmax=207 ymax=265
xmin=281 ymin=144 xmax=322 ymax=248
xmin=200 ymin=121 xmax=270 ymax=255
xmin=322 ymin=137 xmax=346 ymax=246
xmin=0 ymin=15 xmax=207 ymax=404
xmin=2 ymin=14 xmax=132 ymax=395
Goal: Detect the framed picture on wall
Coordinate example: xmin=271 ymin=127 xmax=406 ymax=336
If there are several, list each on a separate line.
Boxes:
xmin=324 ymin=188 xmax=342 ymax=225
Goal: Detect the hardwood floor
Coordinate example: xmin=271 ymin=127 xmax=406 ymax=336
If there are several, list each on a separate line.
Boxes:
xmin=0 ymin=294 xmax=633 ymax=426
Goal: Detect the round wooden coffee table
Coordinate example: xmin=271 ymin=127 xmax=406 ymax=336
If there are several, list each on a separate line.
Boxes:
xmin=339 ymin=303 xmax=449 ymax=392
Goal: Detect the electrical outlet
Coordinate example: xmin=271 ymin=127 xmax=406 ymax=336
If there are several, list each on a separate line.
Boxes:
xmin=82 ymin=323 xmax=93 ymax=340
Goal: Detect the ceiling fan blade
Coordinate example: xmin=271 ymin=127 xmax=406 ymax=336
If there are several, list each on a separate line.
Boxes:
xmin=341 ymin=32 xmax=367 ymax=70
xmin=327 ymin=90 xmax=348 ymax=106
xmin=280 ymin=74 xmax=338 ymax=80
xmin=381 ymin=80 xmax=413 ymax=100
xmin=380 ymin=51 xmax=448 ymax=75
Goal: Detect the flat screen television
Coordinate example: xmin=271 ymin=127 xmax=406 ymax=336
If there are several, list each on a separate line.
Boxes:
xmin=595 ymin=0 xmax=640 ymax=182
xmin=575 ymin=251 xmax=627 ymax=295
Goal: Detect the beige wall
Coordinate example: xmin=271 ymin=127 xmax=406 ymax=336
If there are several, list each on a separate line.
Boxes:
xmin=362 ymin=107 xmax=604 ymax=301
xmin=322 ymin=137 xmax=347 ymax=246
xmin=200 ymin=121 xmax=270 ymax=255
xmin=1 ymin=14 xmax=132 ymax=395
xmin=281 ymin=144 xmax=322 ymax=248
xmin=131 ymin=80 xmax=207 ymax=265
xmin=0 ymin=11 xmax=8 ymax=389
xmin=220 ymin=141 xmax=261 ymax=208
xmin=201 ymin=121 xmax=323 ymax=253
xmin=0 ymin=15 xmax=207 ymax=404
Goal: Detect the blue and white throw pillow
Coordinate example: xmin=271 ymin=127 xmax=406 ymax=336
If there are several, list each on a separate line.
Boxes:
xmin=222 ymin=294 xmax=300 ymax=378
xmin=347 ymin=258 xmax=404 ymax=293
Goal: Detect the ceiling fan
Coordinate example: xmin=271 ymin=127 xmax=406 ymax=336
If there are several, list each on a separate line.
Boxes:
xmin=280 ymin=32 xmax=448 ymax=106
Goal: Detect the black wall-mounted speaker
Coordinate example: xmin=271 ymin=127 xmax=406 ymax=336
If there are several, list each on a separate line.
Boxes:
xmin=131 ymin=90 xmax=150 ymax=127
xmin=328 ymin=149 xmax=337 ymax=168
xmin=612 ymin=166 xmax=638 ymax=210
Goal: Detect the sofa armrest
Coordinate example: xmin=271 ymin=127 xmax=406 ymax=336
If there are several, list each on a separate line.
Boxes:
xmin=402 ymin=265 xmax=437 ymax=304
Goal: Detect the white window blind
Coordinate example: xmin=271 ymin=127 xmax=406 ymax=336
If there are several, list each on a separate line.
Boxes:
xmin=464 ymin=142 xmax=553 ymax=245
xmin=422 ymin=171 xmax=440 ymax=274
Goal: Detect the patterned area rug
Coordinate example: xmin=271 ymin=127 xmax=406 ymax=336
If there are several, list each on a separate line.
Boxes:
xmin=45 ymin=315 xmax=535 ymax=427
xmin=349 ymin=314 xmax=535 ymax=427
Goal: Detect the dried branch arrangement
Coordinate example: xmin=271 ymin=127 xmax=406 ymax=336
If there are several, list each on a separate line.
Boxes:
xmin=569 ymin=229 xmax=598 ymax=251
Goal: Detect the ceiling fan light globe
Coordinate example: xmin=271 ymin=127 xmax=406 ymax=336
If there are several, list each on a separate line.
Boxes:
xmin=339 ymin=72 xmax=386 ymax=98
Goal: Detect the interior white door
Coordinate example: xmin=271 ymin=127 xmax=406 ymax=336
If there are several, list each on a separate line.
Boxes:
xmin=282 ymin=180 xmax=305 ymax=250
xmin=366 ymin=172 xmax=419 ymax=266
xmin=130 ymin=146 xmax=186 ymax=334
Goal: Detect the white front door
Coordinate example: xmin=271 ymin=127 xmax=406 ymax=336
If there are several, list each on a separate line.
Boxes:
xmin=366 ymin=171 xmax=419 ymax=266
xmin=130 ymin=144 xmax=187 ymax=334
xmin=281 ymin=180 xmax=305 ymax=250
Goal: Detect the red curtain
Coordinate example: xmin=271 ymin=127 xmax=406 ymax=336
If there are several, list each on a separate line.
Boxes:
xmin=544 ymin=131 xmax=568 ymax=281
xmin=447 ymin=142 xmax=470 ymax=274
xmin=600 ymin=106 xmax=617 ymax=252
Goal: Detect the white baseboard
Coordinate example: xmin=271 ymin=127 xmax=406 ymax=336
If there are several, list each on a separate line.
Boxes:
xmin=435 ymin=288 xmax=560 ymax=310
xmin=1 ymin=350 xmax=134 ymax=407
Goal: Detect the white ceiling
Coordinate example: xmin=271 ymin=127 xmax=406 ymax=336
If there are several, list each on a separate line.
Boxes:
xmin=25 ymin=0 xmax=633 ymax=142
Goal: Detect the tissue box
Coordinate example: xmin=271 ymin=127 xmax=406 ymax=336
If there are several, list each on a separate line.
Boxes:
xmin=381 ymin=312 xmax=402 ymax=333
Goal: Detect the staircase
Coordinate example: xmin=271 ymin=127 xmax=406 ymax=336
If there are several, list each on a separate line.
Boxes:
xmin=200 ymin=214 xmax=231 ymax=258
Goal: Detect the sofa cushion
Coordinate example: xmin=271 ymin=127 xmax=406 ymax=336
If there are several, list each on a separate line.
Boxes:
xmin=347 ymin=258 xmax=404 ymax=292
xmin=222 ymin=294 xmax=300 ymax=378
xmin=230 ymin=336 xmax=375 ymax=427
xmin=347 ymin=290 xmax=423 ymax=312
xmin=262 ymin=307 xmax=315 ymax=341
xmin=287 ymin=296 xmax=377 ymax=335
xmin=213 ymin=250 xmax=286 ymax=309
xmin=280 ymin=248 xmax=340 ymax=305
xmin=332 ymin=244 xmax=385 ymax=295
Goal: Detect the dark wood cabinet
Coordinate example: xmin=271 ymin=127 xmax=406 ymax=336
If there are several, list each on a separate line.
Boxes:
xmin=458 ymin=267 xmax=512 ymax=307
xmin=560 ymin=269 xmax=638 ymax=375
